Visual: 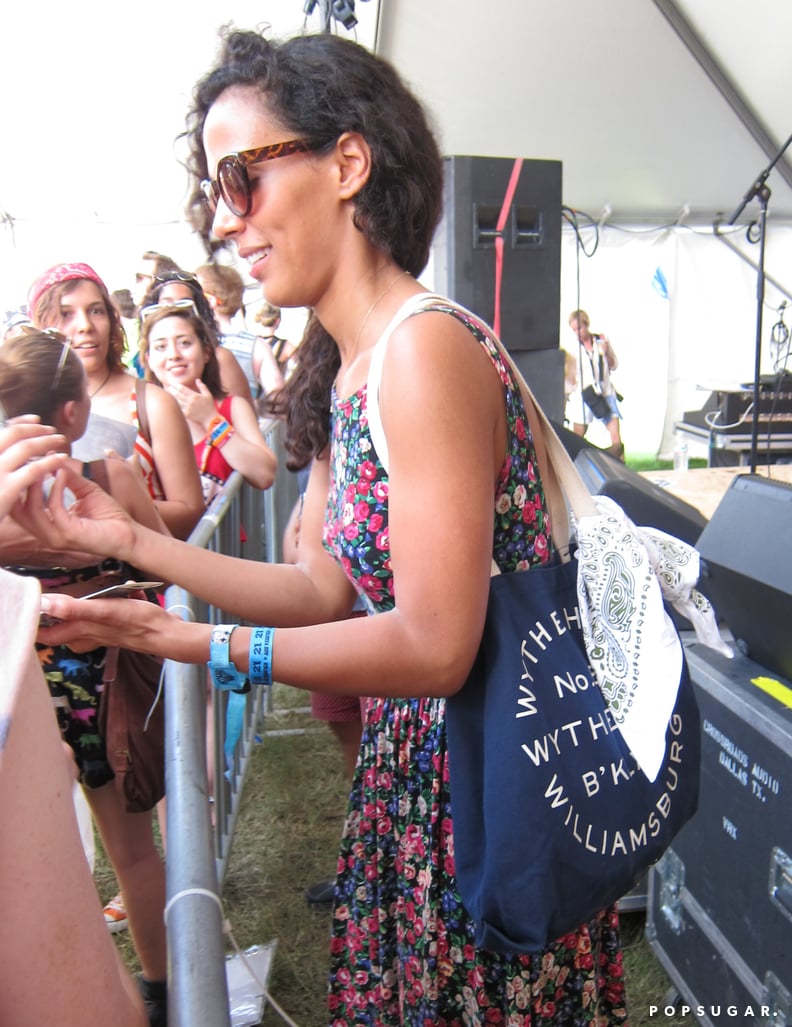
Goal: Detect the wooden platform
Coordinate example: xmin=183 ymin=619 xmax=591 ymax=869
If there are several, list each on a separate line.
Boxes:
xmin=640 ymin=465 xmax=792 ymax=520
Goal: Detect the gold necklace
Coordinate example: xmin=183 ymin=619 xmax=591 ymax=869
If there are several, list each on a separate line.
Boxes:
xmin=89 ymin=369 xmax=112 ymax=399
xmin=352 ymin=270 xmax=409 ymax=352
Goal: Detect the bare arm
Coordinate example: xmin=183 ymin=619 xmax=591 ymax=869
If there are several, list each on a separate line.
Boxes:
xmin=37 ymin=311 xmax=507 ymax=699
xmin=222 ymin=396 xmax=277 ymax=490
xmin=253 ymin=338 xmax=285 ymax=397
xmin=143 ymin=385 xmax=205 ymax=539
xmin=105 ymin=454 xmax=170 ymax=537
xmin=600 ymin=334 xmax=618 ymax=370
xmin=25 ymin=455 xmax=354 ymax=626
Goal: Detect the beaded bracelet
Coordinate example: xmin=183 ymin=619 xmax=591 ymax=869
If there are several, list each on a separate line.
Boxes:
xmin=249 ymin=626 xmax=275 ymax=687
xmin=208 ymin=417 xmax=234 ymax=449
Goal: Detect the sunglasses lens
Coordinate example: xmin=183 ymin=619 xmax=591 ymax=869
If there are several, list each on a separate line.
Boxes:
xmin=200 ymin=181 xmax=218 ymax=213
xmin=218 ymin=158 xmax=250 ymax=217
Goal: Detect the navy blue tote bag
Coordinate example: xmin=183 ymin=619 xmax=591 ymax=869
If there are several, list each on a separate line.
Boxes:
xmin=364 ymin=292 xmax=708 ymax=957
xmin=446 ymin=553 xmax=701 ymax=954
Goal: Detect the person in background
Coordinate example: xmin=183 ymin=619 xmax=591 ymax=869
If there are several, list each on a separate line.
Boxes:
xmin=140 ymin=300 xmax=277 ymax=798
xmin=27 ymin=262 xmax=204 ymax=541
xmin=139 ymin=301 xmax=277 ymax=504
xmin=140 ymin=269 xmax=254 ymax=406
xmin=565 ymin=307 xmax=625 ymax=459
xmin=111 ymin=288 xmax=142 ymax=374
xmin=30 ymin=28 xmax=628 ymax=1026
xmin=0 ymin=334 xmax=168 ymax=1027
xmin=2 ymin=309 xmax=33 ymax=343
xmin=195 ymin=262 xmax=285 ymax=407
xmin=254 ymin=300 xmax=297 ymax=378
xmin=131 ymin=251 xmax=181 ymax=313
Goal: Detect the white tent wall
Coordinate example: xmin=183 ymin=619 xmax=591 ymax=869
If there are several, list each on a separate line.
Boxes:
xmin=559 ymin=222 xmax=792 ymax=459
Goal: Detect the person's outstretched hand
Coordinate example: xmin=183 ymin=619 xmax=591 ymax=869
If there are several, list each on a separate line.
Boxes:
xmin=38 ymin=592 xmax=189 ymax=661
xmin=0 ymin=420 xmax=67 ymax=521
xmin=16 ymin=461 xmax=139 ymax=566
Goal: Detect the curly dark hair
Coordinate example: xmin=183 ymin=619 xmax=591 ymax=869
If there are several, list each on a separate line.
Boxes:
xmin=183 ymin=29 xmax=444 ymax=469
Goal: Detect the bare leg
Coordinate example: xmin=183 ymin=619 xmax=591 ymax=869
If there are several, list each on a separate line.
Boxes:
xmin=328 ymin=717 xmax=364 ymax=778
xmin=605 ymin=417 xmax=625 ymax=459
xmin=87 ymin=783 xmax=167 ymax=982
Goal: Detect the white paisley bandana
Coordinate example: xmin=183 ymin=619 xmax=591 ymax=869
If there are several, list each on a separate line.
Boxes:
xmin=573 ymin=495 xmax=732 ymax=782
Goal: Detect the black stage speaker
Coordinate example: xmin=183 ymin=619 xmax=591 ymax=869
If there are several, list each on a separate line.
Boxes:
xmin=549 ymin=419 xmax=599 ymax=460
xmin=574 ymin=448 xmax=708 ymax=547
xmin=511 ymin=349 xmax=565 ymax=424
xmin=696 ymin=474 xmax=792 ymax=679
xmin=432 ymin=156 xmax=562 ymax=353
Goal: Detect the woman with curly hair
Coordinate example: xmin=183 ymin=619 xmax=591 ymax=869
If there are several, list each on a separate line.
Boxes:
xmin=33 ymin=29 xmax=628 ymax=1026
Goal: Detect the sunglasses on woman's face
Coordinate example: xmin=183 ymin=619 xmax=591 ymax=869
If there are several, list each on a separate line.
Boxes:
xmin=200 ymin=139 xmax=312 ymax=218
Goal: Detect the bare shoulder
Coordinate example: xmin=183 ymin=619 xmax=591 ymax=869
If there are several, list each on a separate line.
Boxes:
xmin=384 ymin=306 xmax=502 ymax=398
xmin=140 ymin=379 xmax=185 ymax=420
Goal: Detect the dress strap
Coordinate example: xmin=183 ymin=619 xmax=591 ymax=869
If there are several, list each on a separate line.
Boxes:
xmin=365 ymin=292 xmax=448 ymax=471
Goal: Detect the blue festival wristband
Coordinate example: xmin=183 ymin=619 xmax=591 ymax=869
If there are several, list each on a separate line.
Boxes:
xmin=249 ymin=627 xmax=275 ymax=687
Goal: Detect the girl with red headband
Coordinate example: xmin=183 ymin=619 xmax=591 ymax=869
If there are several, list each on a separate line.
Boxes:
xmin=27 ymin=262 xmax=204 ymax=540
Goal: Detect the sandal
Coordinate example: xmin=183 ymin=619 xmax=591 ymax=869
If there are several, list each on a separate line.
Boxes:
xmin=103 ymin=892 xmax=128 ymax=933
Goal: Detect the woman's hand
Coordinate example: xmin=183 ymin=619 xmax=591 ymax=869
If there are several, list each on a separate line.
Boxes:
xmin=15 ymin=463 xmax=139 ymax=565
xmin=38 ymin=592 xmax=199 ymax=661
xmin=0 ymin=420 xmax=68 ymax=520
xmin=166 ymin=379 xmax=216 ymax=428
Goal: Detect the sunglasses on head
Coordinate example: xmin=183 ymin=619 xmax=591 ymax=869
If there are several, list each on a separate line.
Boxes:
xmin=153 ymin=270 xmax=197 ymax=286
xmin=200 ymin=139 xmax=313 ymax=218
xmin=17 ymin=325 xmax=72 ymax=392
xmin=140 ymin=298 xmax=199 ymax=322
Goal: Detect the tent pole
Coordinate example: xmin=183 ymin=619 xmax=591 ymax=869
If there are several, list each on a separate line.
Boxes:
xmin=653 ymin=0 xmax=792 ymax=197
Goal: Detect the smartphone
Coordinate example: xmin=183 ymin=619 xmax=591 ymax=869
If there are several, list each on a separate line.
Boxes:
xmin=39 ymin=580 xmax=164 ymax=626
xmin=79 ymin=580 xmax=164 ymax=600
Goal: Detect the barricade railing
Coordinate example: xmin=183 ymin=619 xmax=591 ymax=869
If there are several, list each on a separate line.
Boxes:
xmin=163 ymin=419 xmax=298 ymax=1027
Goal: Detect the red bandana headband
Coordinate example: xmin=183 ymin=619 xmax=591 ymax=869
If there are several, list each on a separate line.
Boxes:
xmin=27 ymin=262 xmax=107 ymax=317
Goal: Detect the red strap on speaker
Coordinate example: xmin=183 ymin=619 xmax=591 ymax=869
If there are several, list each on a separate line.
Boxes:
xmin=493 ymin=158 xmax=524 ymax=339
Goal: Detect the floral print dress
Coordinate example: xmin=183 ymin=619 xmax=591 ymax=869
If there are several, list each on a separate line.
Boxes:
xmin=322 ymin=299 xmax=628 ymax=1027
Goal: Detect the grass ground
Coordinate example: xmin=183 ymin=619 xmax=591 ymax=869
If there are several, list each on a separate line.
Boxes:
xmin=98 ymin=686 xmax=695 ymax=1027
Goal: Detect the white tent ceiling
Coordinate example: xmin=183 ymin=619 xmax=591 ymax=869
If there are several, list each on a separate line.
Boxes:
xmin=375 ymin=0 xmax=792 ymax=227
xmin=3 ymin=0 xmax=791 ymax=304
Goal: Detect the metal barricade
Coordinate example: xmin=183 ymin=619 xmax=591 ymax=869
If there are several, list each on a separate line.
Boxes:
xmin=163 ymin=420 xmax=298 ymax=1027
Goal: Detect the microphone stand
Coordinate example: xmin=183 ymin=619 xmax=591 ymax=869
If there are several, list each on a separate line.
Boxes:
xmin=726 ymin=130 xmax=792 ymax=473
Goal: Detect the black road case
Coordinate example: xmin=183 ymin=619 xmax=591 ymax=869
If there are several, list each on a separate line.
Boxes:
xmin=646 ymin=643 xmax=792 ymax=1026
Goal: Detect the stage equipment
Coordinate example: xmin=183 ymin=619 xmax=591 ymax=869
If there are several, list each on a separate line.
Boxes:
xmin=696 ymin=474 xmax=792 ymax=682
xmin=574 ymin=448 xmax=707 ymax=546
xmin=682 ymin=377 xmax=792 ymax=435
xmin=647 ymin=644 xmax=792 ymax=1027
xmin=432 ymin=156 xmax=562 ymax=354
xmin=718 ymin=129 xmax=792 ymax=473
